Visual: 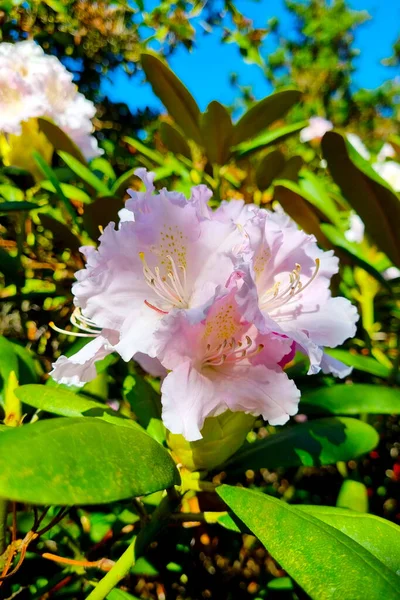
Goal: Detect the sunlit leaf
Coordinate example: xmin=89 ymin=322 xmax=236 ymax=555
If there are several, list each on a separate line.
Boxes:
xmin=141 ymin=53 xmax=202 ymax=144
xmin=336 ymin=480 xmax=368 ymax=512
xmin=0 ymin=417 xmax=180 ymax=504
xmin=58 ymin=151 xmax=110 ymax=196
xmin=325 ymin=349 xmax=391 ymax=378
xmin=233 ymin=121 xmax=308 ymax=157
xmin=232 ymin=90 xmax=301 ymax=145
xmin=301 ymin=384 xmax=400 ymax=416
xmin=218 ymin=486 xmax=400 ymax=599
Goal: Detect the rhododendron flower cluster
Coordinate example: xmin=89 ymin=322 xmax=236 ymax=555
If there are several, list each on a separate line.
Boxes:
xmin=0 ymin=40 xmax=101 ymax=160
xmin=51 ymin=170 xmax=358 ymax=441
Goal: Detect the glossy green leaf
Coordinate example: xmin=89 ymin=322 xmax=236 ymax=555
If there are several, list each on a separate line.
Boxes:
xmin=124 ymin=375 xmax=165 ymax=444
xmin=274 ymin=182 xmax=331 ymax=246
xmin=225 ymin=417 xmax=378 ymax=473
xmin=299 ymin=171 xmax=341 ymax=226
xmin=325 ymin=349 xmax=391 ymax=378
xmin=107 ymin=590 xmax=141 ymax=600
xmin=201 ymin=101 xmax=233 ymax=165
xmin=301 ymin=384 xmax=400 ymax=416
xmin=0 ymin=336 xmax=19 ymax=404
xmin=58 ymin=151 xmax=110 ymax=196
xmin=38 ymin=118 xmax=87 ymax=164
xmin=218 ymin=486 xmax=400 ymax=599
xmin=0 ymin=201 xmax=38 ymax=212
xmin=91 ymin=157 xmax=116 ymax=183
xmin=336 ymin=480 xmax=368 ymax=512
xmin=8 ymin=342 xmax=40 ymax=385
xmin=232 ymin=90 xmax=301 ymax=145
xmin=255 ymin=150 xmax=285 ymax=189
xmin=0 ymin=184 xmax=24 ymax=201
xmin=320 ymin=223 xmax=391 ymax=289
xmin=82 ymin=196 xmax=124 ymax=240
xmin=298 ymin=506 xmax=400 ymax=574
xmin=322 ymin=131 xmax=400 ymax=267
xmin=233 ymin=121 xmax=308 ymax=157
xmin=160 ymin=122 xmax=192 ymax=160
xmin=0 ymin=417 xmax=180 ymax=504
xmin=40 ymin=180 xmax=92 ymax=204
xmin=141 ymin=53 xmax=202 ymax=144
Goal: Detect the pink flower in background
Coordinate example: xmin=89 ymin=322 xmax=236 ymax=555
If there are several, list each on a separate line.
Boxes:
xmin=0 ymin=40 xmax=101 ymax=159
xmin=300 ymin=117 xmax=333 ymax=142
xmin=156 ymin=276 xmax=300 ymax=441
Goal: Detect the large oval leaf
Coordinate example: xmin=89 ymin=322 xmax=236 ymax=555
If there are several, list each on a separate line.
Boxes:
xmin=233 ymin=121 xmax=307 ymax=157
xmin=82 ymin=196 xmax=124 ymax=240
xmin=201 ymin=101 xmax=233 ymax=165
xmin=15 ymin=384 xmax=111 ymax=418
xmin=0 ymin=417 xmax=180 ymax=505
xmin=301 ymin=384 xmax=400 ymax=416
xmin=232 ymin=90 xmax=301 ymax=145
xmin=298 ymin=506 xmax=400 ymax=574
xmin=322 ymin=131 xmax=400 ymax=267
xmin=141 ymin=53 xmax=202 ymax=144
xmin=325 ymin=349 xmax=391 ymax=378
xmin=160 ymin=122 xmax=192 ymax=160
xmin=255 ymin=150 xmax=285 ymax=190
xmin=225 ymin=417 xmax=378 ymax=473
xmin=218 ymin=486 xmax=400 ymax=600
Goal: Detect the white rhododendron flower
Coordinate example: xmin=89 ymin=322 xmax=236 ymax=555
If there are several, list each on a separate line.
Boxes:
xmin=346 ymin=133 xmax=371 ymax=160
xmin=345 ymin=214 xmax=365 ymax=243
xmin=51 ymin=170 xmax=359 ymax=441
xmin=0 ymin=40 xmax=101 ymax=159
xmin=373 ymin=161 xmax=400 ymax=192
xmin=300 ymin=117 xmax=333 ymax=142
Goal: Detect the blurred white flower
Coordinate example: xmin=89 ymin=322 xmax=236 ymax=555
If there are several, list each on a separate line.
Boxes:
xmin=300 ymin=117 xmax=333 ymax=142
xmin=376 ymin=143 xmax=396 ymax=162
xmin=383 ymin=267 xmax=400 ymax=281
xmin=0 ymin=40 xmax=101 ymax=160
xmin=373 ymin=161 xmax=400 ymax=192
xmin=346 ymin=134 xmax=371 ymax=160
xmin=345 ymin=214 xmax=365 ymax=243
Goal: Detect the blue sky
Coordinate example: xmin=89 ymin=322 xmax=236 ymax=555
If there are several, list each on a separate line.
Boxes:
xmin=102 ymin=0 xmax=400 ymax=114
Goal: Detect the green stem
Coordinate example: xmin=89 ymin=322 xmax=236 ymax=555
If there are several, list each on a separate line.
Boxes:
xmin=86 ymin=491 xmax=179 ymax=600
xmin=0 ymin=499 xmax=9 ymax=556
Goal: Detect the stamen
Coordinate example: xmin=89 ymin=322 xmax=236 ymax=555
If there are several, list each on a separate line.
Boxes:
xmin=49 ymin=322 xmax=98 ymax=338
xmin=203 ymin=335 xmax=263 ymax=367
xmin=260 ymin=259 xmax=320 ymax=312
xmin=49 ymin=307 xmax=102 ymax=338
xmin=144 ymin=300 xmax=168 ymax=315
xmin=139 ymin=251 xmax=189 ymax=310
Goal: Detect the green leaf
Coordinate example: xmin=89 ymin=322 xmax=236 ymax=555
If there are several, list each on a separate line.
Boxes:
xmin=232 ymin=90 xmax=301 ymax=145
xmin=217 ymin=486 xmax=400 ymax=599
xmin=40 ymin=181 xmax=92 ymax=204
xmin=0 ymin=336 xmax=19 ymax=404
xmin=91 ymin=157 xmax=116 ymax=183
xmin=274 ymin=182 xmax=331 ymax=247
xmin=336 ymin=480 xmax=368 ymax=512
xmin=0 ymin=201 xmax=38 ymax=212
xmin=299 ymin=171 xmax=341 ymax=226
xmin=141 ymin=53 xmax=202 ymax=144
xmin=107 ymin=589 xmax=142 ymax=600
xmin=325 ymin=349 xmax=391 ymax=378
xmin=33 ymin=152 xmax=77 ymax=224
xmin=123 ymin=136 xmax=165 ymax=165
xmin=277 ymin=156 xmax=303 ymax=181
xmin=8 ymin=342 xmax=40 ymax=385
xmin=0 ymin=184 xmax=24 ymax=201
xmin=255 ymin=150 xmax=285 ymax=190
xmin=0 ymin=417 xmax=180 ymax=504
xmin=233 ymin=120 xmax=308 ymax=157
xmin=58 ymin=151 xmax=110 ymax=196
xmin=320 ymin=223 xmax=391 ymax=289
xmin=82 ymin=196 xmax=124 ymax=240
xmin=298 ymin=505 xmax=400 ymax=574
xmin=124 ymin=375 xmax=165 ymax=445
xmin=301 ymin=384 xmax=400 ymax=416
xmin=322 ymin=131 xmax=400 ymax=267
xmin=225 ymin=417 xmax=378 ymax=473
xmin=200 ymin=101 xmax=233 ymax=165
xmin=38 ymin=118 xmax=87 ymax=164
xmin=160 ymin=122 xmax=192 ymax=160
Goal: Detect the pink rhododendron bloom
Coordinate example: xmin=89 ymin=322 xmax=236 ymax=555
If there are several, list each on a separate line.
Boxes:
xmin=229 ymin=209 xmax=358 ymax=377
xmin=156 ymin=276 xmax=300 ymax=441
xmin=0 ymin=40 xmax=101 ymax=159
xmin=300 ymin=117 xmax=333 ymax=142
xmin=51 ymin=170 xmax=247 ymax=384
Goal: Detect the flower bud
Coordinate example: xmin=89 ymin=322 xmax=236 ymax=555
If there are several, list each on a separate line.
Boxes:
xmin=167 ymin=410 xmax=255 ymax=471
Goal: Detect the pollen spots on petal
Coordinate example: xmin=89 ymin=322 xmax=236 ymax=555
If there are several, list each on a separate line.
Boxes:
xmin=254 ymin=246 xmax=270 ymax=279
xmin=204 ymin=303 xmax=239 ymax=344
xmin=157 ymin=224 xmax=188 ymax=272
